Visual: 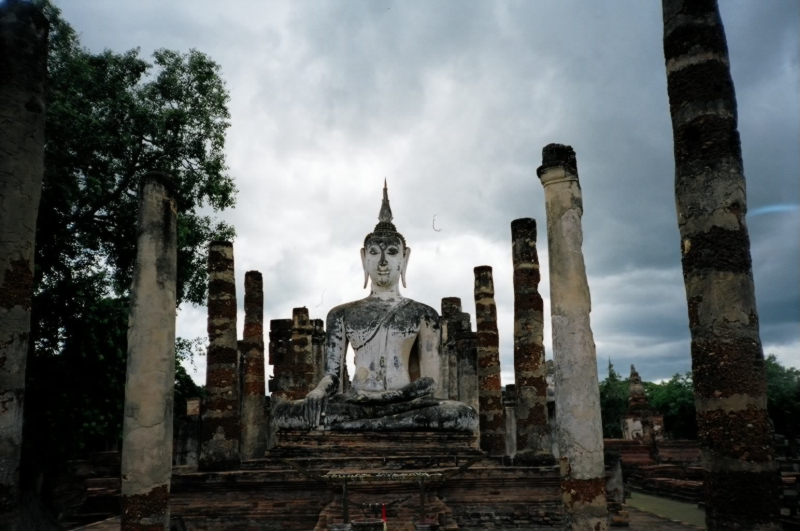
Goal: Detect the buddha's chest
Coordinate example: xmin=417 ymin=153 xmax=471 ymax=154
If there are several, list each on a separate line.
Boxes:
xmin=343 ymin=301 xmax=423 ymax=352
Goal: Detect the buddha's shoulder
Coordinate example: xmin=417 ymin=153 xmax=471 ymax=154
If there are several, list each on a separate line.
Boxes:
xmin=326 ymin=298 xmax=440 ymax=320
xmin=401 ymin=299 xmax=440 ymax=321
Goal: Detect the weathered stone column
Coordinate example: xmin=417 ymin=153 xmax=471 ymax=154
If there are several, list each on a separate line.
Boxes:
xmin=241 ymin=271 xmax=267 ymax=461
xmin=511 ymin=218 xmax=552 ymax=463
xmin=312 ymin=319 xmax=325 ymax=388
xmin=537 ymin=144 xmax=607 ymax=530
xmin=199 ymin=241 xmax=240 ymax=471
xmin=662 ymin=2 xmax=779 ymax=527
xmin=267 ymin=318 xmax=293 ymax=401
xmin=120 ymin=173 xmax=178 ymax=531
xmin=0 ymin=2 xmax=47 ymax=523
xmin=291 ymin=307 xmax=315 ymax=400
xmin=473 ymin=266 xmax=504 ymax=456
xmin=456 ymin=327 xmax=479 ymax=413
xmin=441 ymin=297 xmax=462 ymax=400
xmin=503 ymin=385 xmax=517 ymax=458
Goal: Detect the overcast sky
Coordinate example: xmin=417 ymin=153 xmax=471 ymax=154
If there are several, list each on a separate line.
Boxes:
xmin=58 ymin=1 xmax=799 ymax=386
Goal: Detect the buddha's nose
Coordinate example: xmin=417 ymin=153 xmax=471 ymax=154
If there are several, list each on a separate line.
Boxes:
xmin=379 ymin=250 xmax=388 ymax=267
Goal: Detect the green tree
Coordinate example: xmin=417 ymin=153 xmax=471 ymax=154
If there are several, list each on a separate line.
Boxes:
xmin=765 ymin=354 xmax=800 ymax=445
xmin=646 ymin=373 xmax=697 ymax=440
xmin=23 ymin=0 xmax=235 ymax=487
xmin=599 ymin=361 xmax=629 ymax=438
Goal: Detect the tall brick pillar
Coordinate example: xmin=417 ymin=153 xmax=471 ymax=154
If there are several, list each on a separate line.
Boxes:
xmin=661 ymin=1 xmax=779 ymax=528
xmin=199 ymin=241 xmax=240 ymax=471
xmin=120 ymin=173 xmax=177 ymax=531
xmin=241 ymin=271 xmax=267 ymax=461
xmin=473 ymin=266 xmax=504 ymax=456
xmin=538 ymin=144 xmax=607 ymax=530
xmin=511 ymin=218 xmax=552 ymax=464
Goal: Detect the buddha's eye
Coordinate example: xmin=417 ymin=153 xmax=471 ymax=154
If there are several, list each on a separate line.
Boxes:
xmin=369 ymin=247 xmax=380 ymax=255
xmin=387 ymin=247 xmax=398 ymax=255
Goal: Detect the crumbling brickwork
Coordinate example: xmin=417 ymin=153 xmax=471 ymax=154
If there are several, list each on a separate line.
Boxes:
xmin=473 ymin=266 xmax=504 ymax=456
xmin=510 ymin=218 xmax=552 ymax=464
xmin=199 ymin=241 xmax=241 ymax=471
xmin=661 ymin=1 xmax=780 ymax=528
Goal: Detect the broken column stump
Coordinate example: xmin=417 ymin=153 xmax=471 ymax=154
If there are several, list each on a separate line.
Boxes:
xmin=312 ymin=318 xmax=326 ymax=389
xmin=473 ymin=266 xmax=504 ymax=456
xmin=511 ymin=218 xmax=553 ymax=465
xmin=455 ymin=316 xmax=479 ymax=414
xmin=241 ymin=271 xmax=267 ymax=461
xmin=661 ymin=1 xmax=780 ymax=527
xmin=120 ymin=173 xmax=178 ymax=531
xmin=538 ymin=144 xmax=607 ymax=530
xmin=291 ymin=307 xmax=315 ymax=400
xmin=0 ymin=1 xmax=48 ymax=523
xmin=268 ymin=318 xmax=293 ymax=401
xmin=440 ymin=297 xmax=462 ymax=401
xmin=199 ymin=241 xmax=241 ymax=471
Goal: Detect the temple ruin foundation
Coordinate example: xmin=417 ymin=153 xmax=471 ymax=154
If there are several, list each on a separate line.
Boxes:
xmin=199 ymin=241 xmax=241 ymax=470
xmin=538 ymin=144 xmax=607 ymax=530
xmin=120 ymin=173 xmax=178 ymax=531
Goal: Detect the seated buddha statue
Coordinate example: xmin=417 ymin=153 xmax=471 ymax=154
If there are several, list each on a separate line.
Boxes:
xmin=273 ymin=183 xmax=477 ymax=432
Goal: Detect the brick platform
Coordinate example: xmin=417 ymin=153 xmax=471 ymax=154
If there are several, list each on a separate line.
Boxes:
xmin=169 ymin=430 xmax=563 ymax=530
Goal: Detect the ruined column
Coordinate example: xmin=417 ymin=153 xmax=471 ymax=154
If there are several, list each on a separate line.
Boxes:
xmin=0 ymin=2 xmax=48 ymax=523
xmin=120 ymin=173 xmax=178 ymax=531
xmin=537 ymin=144 xmax=607 ymax=530
xmin=241 ymin=271 xmax=267 ymax=461
xmin=456 ymin=327 xmax=479 ymax=414
xmin=312 ymin=319 xmax=326 ymax=388
xmin=503 ymin=385 xmax=517 ymax=458
xmin=267 ymin=318 xmax=293 ymax=401
xmin=291 ymin=307 xmax=315 ymax=400
xmin=511 ymin=218 xmax=552 ymax=464
xmin=199 ymin=241 xmax=240 ymax=471
xmin=662 ymin=2 xmax=779 ymax=527
xmin=441 ymin=297 xmax=462 ymax=400
xmin=473 ymin=266 xmax=504 ymax=456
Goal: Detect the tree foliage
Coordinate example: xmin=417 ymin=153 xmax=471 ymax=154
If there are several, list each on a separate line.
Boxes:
xmin=599 ymin=356 xmax=798 ymax=441
xmin=646 ymin=373 xmax=697 ymax=439
xmin=599 ymin=361 xmax=629 ymax=439
xmin=765 ymin=354 xmax=800 ymax=441
xmin=24 ymin=0 xmax=235 ymax=481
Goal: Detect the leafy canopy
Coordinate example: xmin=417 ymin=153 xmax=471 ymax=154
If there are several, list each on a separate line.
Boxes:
xmin=25 ymin=0 xmax=234 ymax=474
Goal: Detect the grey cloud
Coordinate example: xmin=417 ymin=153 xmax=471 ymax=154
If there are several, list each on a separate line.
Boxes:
xmin=58 ymin=0 xmax=799 ymax=386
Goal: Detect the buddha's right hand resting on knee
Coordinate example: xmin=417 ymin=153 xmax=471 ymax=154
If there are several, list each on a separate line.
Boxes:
xmin=303 ymin=374 xmax=337 ymax=428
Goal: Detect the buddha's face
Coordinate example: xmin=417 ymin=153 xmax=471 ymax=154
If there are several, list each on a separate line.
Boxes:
xmin=361 ymin=236 xmax=410 ymax=290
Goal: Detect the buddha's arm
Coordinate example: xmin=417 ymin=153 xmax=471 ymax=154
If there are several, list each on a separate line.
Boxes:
xmin=304 ymin=306 xmax=346 ymax=427
xmin=418 ymin=313 xmax=443 ymax=399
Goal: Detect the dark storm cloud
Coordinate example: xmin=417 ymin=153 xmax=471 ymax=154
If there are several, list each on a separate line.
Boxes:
xmin=58 ymin=0 xmax=799 ymax=384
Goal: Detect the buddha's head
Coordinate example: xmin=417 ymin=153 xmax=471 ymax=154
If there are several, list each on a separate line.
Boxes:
xmin=361 ymin=181 xmax=411 ymax=290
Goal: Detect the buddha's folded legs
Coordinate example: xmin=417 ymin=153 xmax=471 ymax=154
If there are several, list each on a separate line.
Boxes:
xmin=329 ymin=399 xmax=478 ymax=432
xmin=272 ymin=394 xmax=478 ymax=432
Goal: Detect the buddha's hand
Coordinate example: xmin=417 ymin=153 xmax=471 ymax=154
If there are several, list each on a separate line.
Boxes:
xmin=304 ymin=387 xmax=328 ymax=428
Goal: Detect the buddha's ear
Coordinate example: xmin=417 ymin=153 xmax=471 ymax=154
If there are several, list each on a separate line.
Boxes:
xmin=401 ymin=247 xmax=411 ymax=289
xmin=360 ymin=248 xmax=368 ymax=289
